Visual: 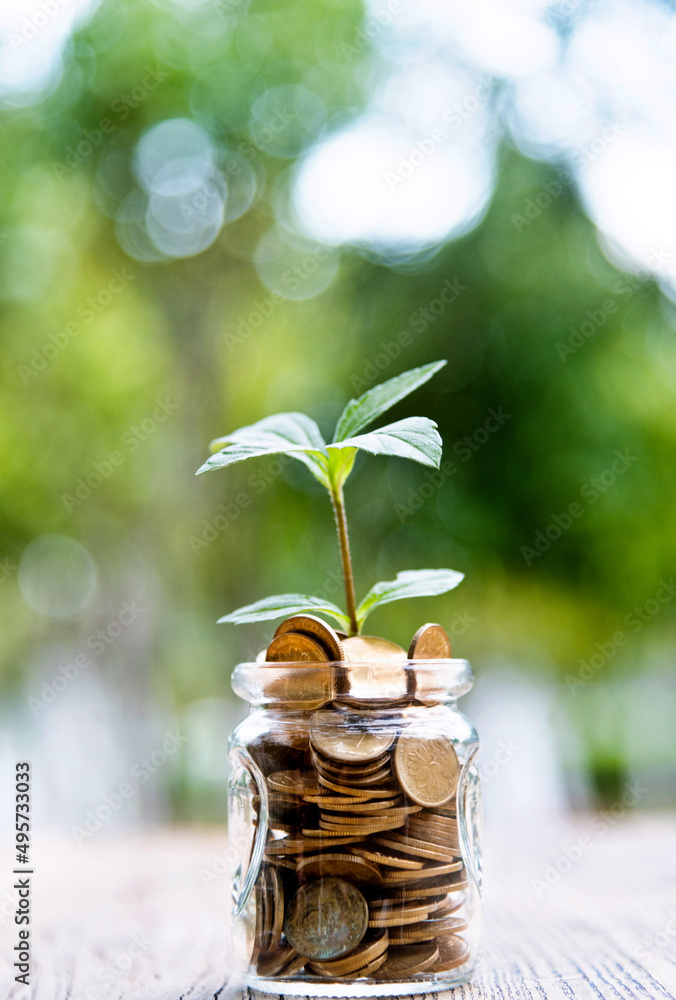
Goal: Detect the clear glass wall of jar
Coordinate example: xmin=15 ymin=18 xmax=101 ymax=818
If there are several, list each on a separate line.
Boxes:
xmin=227 ymin=659 xmax=482 ymax=996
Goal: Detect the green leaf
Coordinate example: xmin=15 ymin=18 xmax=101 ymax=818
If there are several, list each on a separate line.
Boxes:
xmin=197 ymin=412 xmax=330 ymax=487
xmin=218 ymin=593 xmax=351 ymax=628
xmin=328 ymin=417 xmax=442 ymax=469
xmin=333 ymin=360 xmax=447 ymax=442
xmin=328 ymin=446 xmax=358 ymax=491
xmin=356 ymin=569 xmax=465 ymax=627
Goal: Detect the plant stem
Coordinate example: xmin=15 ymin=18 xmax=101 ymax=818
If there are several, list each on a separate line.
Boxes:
xmin=330 ymin=485 xmax=359 ymax=635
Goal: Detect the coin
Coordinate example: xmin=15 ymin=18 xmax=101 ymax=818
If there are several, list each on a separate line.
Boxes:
xmin=267 ymin=771 xmax=320 ymax=795
xmin=274 ymin=615 xmax=346 ymax=662
xmin=373 ymin=832 xmax=458 ymax=862
xmin=369 ymin=902 xmax=432 ymax=927
xmin=296 ymin=851 xmax=383 ymax=882
xmin=266 ymin=835 xmax=361 ymax=854
xmin=284 ymin=877 xmax=369 ymax=960
xmin=432 ymin=934 xmax=471 ymax=972
xmin=390 ymin=876 xmax=468 ymax=898
xmin=318 ymin=797 xmax=403 ymax=813
xmin=353 ymin=846 xmax=424 ymax=870
xmin=257 ymin=944 xmax=298 ymax=977
xmin=377 ymin=942 xmax=439 ymax=979
xmin=307 ymin=929 xmax=389 ymax=976
xmin=266 ymin=855 xmax=296 ymax=871
xmin=408 ymin=623 xmax=451 ymax=660
xmin=336 ymin=657 xmax=409 ymax=707
xmin=317 ymin=817 xmax=406 ymax=835
xmin=389 ymin=915 xmax=468 ymax=943
xmin=394 ymin=725 xmax=460 ymax=806
xmin=312 ymin=751 xmax=390 ymax=777
xmin=302 ymin=793 xmax=376 ymax=807
xmin=266 ymin=633 xmax=330 ymax=663
xmin=280 ymin=951 xmax=308 ymax=976
xmin=268 ymin=865 xmax=284 ymax=946
xmin=382 ymin=861 xmax=463 ymax=882
xmin=342 ymin=951 xmax=389 ymax=978
xmin=341 ymin=635 xmax=407 ymax=662
xmin=317 ymin=774 xmax=399 ymax=798
xmin=430 ymin=895 xmax=463 ymax=917
xmin=311 ymin=711 xmax=395 ymax=762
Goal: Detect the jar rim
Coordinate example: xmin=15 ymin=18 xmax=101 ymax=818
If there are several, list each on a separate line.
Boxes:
xmin=232 ymin=658 xmax=473 ymax=707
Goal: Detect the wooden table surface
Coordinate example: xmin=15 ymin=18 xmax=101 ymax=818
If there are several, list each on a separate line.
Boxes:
xmin=2 ymin=815 xmax=675 ymax=999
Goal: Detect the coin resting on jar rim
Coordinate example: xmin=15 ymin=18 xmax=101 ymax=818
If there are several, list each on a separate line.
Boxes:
xmin=273 ymin=614 xmax=345 ymax=662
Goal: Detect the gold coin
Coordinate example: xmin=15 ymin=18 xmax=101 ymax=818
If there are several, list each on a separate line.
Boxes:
xmin=369 ymin=903 xmax=432 ymax=927
xmin=432 ymin=934 xmax=471 ymax=972
xmin=319 ymin=810 xmax=407 ymax=827
xmin=274 ymin=614 xmax=346 ymax=662
xmin=341 ymin=635 xmax=407 ymax=662
xmin=317 ymin=774 xmax=399 ymax=798
xmin=296 ymin=851 xmax=383 ymax=882
xmin=312 ymin=750 xmax=391 ymax=777
xmin=257 ymin=944 xmax=298 ymax=978
xmin=280 ymin=951 xmax=308 ymax=977
xmin=336 ymin=658 xmax=409 ymax=707
xmin=311 ymin=711 xmax=395 ymax=763
xmin=394 ymin=724 xmax=460 ymax=806
xmin=429 ymin=895 xmax=463 ymax=917
xmin=377 ymin=942 xmax=439 ymax=980
xmin=318 ymin=797 xmax=403 ymax=813
xmin=266 ymin=855 xmax=296 ymax=871
xmin=373 ymin=832 xmax=458 ymax=862
xmin=317 ymin=818 xmax=406 ymax=835
xmin=426 ymin=803 xmax=457 ymax=818
xmin=314 ymin=759 xmax=393 ymax=787
xmin=267 ymin=771 xmax=320 ymax=795
xmin=342 ymin=950 xmax=389 ymax=978
xmin=302 ymin=793 xmax=373 ymax=807
xmin=307 ymin=929 xmax=388 ymax=976
xmin=353 ymin=846 xmax=424 ymax=870
xmin=268 ymin=865 xmax=284 ymax=947
xmin=391 ymin=876 xmax=468 ymax=898
xmin=266 ymin=633 xmax=330 ymax=662
xmin=408 ymin=623 xmax=451 ymax=660
xmin=266 ymin=835 xmax=360 ymax=855
xmin=382 ymin=861 xmax=462 ymax=882
xmin=389 ymin=915 xmax=467 ymax=943
xmin=284 ymin=877 xmax=369 ymax=960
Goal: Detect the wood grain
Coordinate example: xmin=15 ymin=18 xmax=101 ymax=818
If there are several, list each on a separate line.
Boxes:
xmin=1 ymin=817 xmax=675 ymax=999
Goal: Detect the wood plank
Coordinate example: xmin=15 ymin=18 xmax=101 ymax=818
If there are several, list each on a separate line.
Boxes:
xmin=1 ymin=817 xmax=674 ymax=998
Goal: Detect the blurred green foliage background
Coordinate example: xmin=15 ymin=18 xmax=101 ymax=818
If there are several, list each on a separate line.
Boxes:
xmin=1 ymin=0 xmax=675 ymax=825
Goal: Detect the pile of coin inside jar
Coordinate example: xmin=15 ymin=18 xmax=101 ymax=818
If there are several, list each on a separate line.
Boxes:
xmin=245 ymin=615 xmax=472 ymax=984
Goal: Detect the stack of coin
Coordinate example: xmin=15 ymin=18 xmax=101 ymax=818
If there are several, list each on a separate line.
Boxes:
xmin=244 ymin=618 xmax=472 ymax=983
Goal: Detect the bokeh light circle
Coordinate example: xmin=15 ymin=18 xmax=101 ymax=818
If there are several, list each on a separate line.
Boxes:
xmin=18 ymin=535 xmax=97 ymax=620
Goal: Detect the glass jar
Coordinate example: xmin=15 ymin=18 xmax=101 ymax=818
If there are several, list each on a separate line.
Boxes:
xmin=227 ymin=658 xmax=482 ymax=996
